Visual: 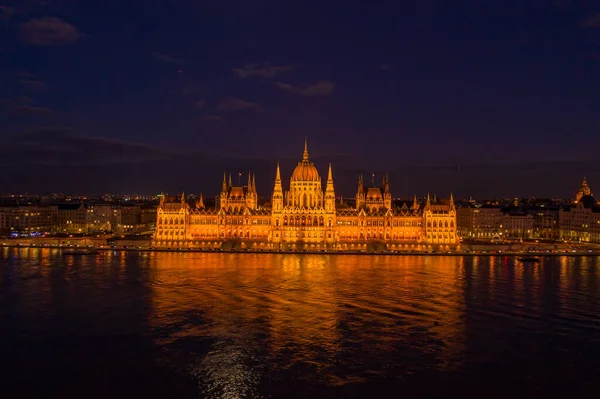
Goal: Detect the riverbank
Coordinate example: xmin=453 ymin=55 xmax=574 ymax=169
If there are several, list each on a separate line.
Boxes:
xmin=2 ymin=243 xmax=599 ymax=257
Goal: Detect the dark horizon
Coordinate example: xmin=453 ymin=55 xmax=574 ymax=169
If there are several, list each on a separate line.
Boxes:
xmin=1 ymin=1 xmax=599 ymax=197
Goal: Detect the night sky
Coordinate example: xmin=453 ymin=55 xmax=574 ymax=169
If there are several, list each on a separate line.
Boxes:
xmin=1 ymin=0 xmax=599 ymax=198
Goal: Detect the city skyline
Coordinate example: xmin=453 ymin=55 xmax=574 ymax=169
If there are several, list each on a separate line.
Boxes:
xmin=1 ymin=1 xmax=599 ymax=196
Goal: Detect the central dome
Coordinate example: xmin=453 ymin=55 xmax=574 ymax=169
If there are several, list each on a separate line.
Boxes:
xmin=291 ymin=139 xmax=320 ymax=182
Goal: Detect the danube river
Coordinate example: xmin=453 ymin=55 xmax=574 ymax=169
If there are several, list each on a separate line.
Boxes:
xmin=1 ymin=248 xmax=599 ymax=398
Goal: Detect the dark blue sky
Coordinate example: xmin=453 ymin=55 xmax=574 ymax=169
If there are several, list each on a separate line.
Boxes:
xmin=1 ymin=0 xmax=599 ymax=198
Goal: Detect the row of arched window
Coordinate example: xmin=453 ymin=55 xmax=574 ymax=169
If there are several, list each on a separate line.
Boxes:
xmin=427 ymin=220 xmax=455 ymax=228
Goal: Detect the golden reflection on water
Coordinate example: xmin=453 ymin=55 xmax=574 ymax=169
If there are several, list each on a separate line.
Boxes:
xmin=2 ymin=249 xmax=600 ymax=397
xmin=146 ymin=253 xmax=468 ymax=395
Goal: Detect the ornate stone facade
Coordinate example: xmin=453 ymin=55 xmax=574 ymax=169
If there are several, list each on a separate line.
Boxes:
xmin=152 ymin=140 xmax=458 ymax=251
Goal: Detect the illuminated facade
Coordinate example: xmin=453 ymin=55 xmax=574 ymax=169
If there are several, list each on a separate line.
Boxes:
xmin=559 ymin=178 xmax=600 ymax=243
xmin=152 ymin=140 xmax=458 ymax=251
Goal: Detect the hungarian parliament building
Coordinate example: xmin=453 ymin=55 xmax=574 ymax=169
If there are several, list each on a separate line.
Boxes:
xmin=152 ymin=140 xmax=458 ymax=251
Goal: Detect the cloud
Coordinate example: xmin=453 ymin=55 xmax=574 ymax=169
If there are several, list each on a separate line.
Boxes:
xmin=152 ymin=52 xmax=185 ymax=65
xmin=0 ymin=96 xmax=33 ymax=106
xmin=10 ymin=105 xmax=53 ymax=116
xmin=216 ymin=97 xmax=258 ymax=113
xmin=20 ymin=17 xmax=82 ymax=45
xmin=581 ymin=13 xmax=600 ymax=28
xmin=232 ymin=63 xmax=295 ymax=78
xmin=0 ymin=127 xmax=172 ymax=167
xmin=274 ymin=80 xmax=335 ymax=96
xmin=182 ymin=84 xmax=202 ymax=95
xmin=203 ymin=115 xmax=223 ymax=122
xmin=380 ymin=64 xmax=390 ymax=70
xmin=0 ymin=5 xmax=17 ymax=21
xmin=19 ymin=79 xmax=46 ymax=91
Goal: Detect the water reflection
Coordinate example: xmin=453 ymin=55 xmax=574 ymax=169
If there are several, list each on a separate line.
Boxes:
xmin=1 ymin=250 xmax=600 ymax=398
xmin=147 ymin=253 xmax=469 ymax=396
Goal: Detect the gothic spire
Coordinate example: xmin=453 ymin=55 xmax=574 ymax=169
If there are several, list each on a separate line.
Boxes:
xmin=222 ymin=172 xmax=227 ymax=192
xmin=302 ymin=137 xmax=309 ymax=161
xmin=357 ymin=173 xmax=364 ymax=193
xmin=327 ymin=163 xmax=333 ymax=182
xmin=275 ymin=162 xmax=281 ymax=182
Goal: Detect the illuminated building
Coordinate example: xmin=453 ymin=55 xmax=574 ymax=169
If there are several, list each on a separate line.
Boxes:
xmin=560 ymin=178 xmax=600 ymax=243
xmin=152 ymin=140 xmax=458 ymax=251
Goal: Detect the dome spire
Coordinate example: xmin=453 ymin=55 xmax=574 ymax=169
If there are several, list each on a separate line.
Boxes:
xmin=275 ymin=162 xmax=281 ymax=182
xmin=302 ymin=137 xmax=309 ymax=161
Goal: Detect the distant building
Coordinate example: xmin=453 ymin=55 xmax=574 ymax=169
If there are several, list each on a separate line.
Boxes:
xmin=0 ymin=205 xmax=56 ymax=235
xmin=56 ymin=204 xmax=88 ymax=233
xmin=559 ymin=178 xmax=600 ymax=243
xmin=501 ymin=213 xmax=533 ymax=239
xmin=530 ymin=207 xmax=560 ymax=240
xmin=456 ymin=204 xmax=502 ymax=238
xmin=153 ymin=140 xmax=458 ymax=251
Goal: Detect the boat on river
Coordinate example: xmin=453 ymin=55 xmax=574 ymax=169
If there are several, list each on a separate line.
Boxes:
xmin=518 ymin=256 xmax=540 ymax=263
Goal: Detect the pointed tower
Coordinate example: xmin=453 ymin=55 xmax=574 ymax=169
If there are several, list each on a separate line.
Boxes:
xmin=181 ymin=191 xmax=186 ymax=204
xmin=219 ymin=172 xmax=229 ymax=210
xmin=449 ymin=192 xmax=455 ymax=211
xmin=383 ymin=173 xmax=392 ymax=210
xmin=302 ymin=137 xmax=309 ymax=161
xmin=271 ymin=162 xmax=284 ymax=248
xmin=325 ymin=163 xmax=336 ymax=212
xmin=246 ymin=171 xmax=257 ymax=209
xmin=412 ymin=194 xmax=419 ymax=211
xmin=356 ymin=173 xmax=365 ymax=210
xmin=221 ymin=172 xmax=227 ymax=192
xmin=272 ymin=162 xmax=283 ymax=212
xmin=228 ymin=173 xmax=232 ymax=188
xmin=197 ymin=193 xmax=205 ymax=209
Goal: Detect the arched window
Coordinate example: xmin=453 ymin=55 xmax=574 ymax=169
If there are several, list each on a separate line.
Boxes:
xmin=433 ymin=220 xmax=437 ymax=228
xmin=276 ymin=219 xmax=280 ymax=227
xmin=445 ymin=220 xmax=448 ymax=228
xmin=175 ymin=219 xmax=178 ymax=225
xmin=427 ymin=221 xmax=431 ymax=228
xmin=450 ymin=221 xmax=454 ymax=228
